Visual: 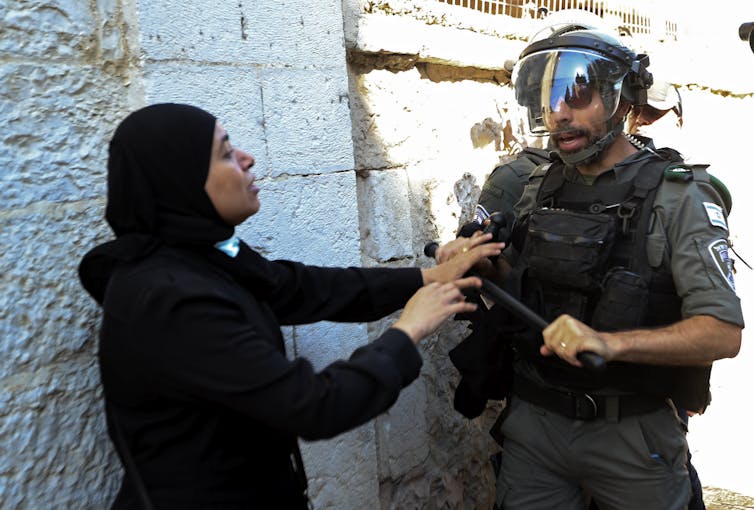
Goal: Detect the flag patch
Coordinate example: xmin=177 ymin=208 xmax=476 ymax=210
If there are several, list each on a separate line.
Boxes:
xmin=704 ymin=202 xmax=727 ymax=231
xmin=708 ymin=239 xmax=735 ymax=291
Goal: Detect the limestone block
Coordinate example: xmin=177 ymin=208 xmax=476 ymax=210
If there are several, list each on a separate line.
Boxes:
xmin=349 ymin=14 xmax=524 ymax=70
xmin=375 ymin=376 xmax=429 ymax=478
xmin=293 ymin=322 xmax=368 ymax=369
xmin=0 ymin=202 xmax=109 ymax=379
xmin=0 ymin=64 xmax=132 ymax=210
xmin=348 ymin=66 xmax=517 ymax=171
xmin=356 ymin=169 xmax=414 ymax=262
xmin=1 ymin=0 xmax=96 ymax=60
xmin=301 ymin=424 xmax=380 ymax=510
xmin=142 ymin=63 xmax=269 ymax=177
xmin=134 ymin=0 xmax=345 ymax=69
xmin=0 ymin=360 xmax=120 ymax=508
xmin=245 ymin=0 xmax=348 ymax=69
xmin=289 ymin=322 xmax=381 ymax=509
xmin=236 ymin=172 xmax=361 ymax=266
xmin=261 ymin=68 xmax=354 ymax=177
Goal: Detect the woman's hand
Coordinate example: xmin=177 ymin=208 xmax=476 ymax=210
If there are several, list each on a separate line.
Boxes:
xmin=393 ymin=277 xmax=482 ymax=344
xmin=423 ymin=232 xmax=504 ymax=284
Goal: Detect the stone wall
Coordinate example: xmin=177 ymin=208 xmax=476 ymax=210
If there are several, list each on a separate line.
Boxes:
xmin=1 ymin=0 xmax=141 ymax=506
xmin=2 ymin=0 xmax=754 ymax=508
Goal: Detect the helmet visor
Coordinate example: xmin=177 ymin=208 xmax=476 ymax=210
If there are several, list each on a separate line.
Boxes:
xmin=513 ymin=49 xmax=629 ymax=135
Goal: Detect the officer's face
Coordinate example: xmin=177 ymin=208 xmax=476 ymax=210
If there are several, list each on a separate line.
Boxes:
xmin=546 ymin=88 xmax=609 ymax=155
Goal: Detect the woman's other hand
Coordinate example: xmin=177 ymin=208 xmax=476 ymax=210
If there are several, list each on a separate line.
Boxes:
xmin=393 ymin=277 xmax=481 ymax=344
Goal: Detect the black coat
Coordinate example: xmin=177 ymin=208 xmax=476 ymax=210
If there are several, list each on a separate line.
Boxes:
xmin=100 ymin=245 xmax=423 ymax=509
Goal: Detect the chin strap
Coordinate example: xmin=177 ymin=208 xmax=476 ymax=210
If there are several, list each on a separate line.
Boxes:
xmin=556 ymin=122 xmax=624 ymax=166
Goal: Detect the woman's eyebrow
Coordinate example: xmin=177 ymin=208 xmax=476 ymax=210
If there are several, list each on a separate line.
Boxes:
xmin=217 ymin=132 xmax=230 ymax=153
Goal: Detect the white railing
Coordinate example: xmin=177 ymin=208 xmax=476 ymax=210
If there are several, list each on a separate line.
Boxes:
xmin=434 ymin=0 xmax=678 ymax=40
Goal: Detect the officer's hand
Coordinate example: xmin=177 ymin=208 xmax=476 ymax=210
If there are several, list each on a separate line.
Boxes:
xmin=540 ymin=314 xmax=613 ymax=367
xmin=394 ymin=277 xmax=481 ymax=344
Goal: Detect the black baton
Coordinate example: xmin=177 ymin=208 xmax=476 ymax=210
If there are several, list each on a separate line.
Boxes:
xmin=424 ymin=241 xmax=607 ymax=372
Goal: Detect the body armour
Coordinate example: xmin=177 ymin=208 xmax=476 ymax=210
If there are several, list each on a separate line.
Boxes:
xmin=511 ymin=149 xmax=712 ymax=412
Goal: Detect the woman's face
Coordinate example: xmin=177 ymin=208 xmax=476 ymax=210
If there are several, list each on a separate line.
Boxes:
xmin=204 ymin=122 xmax=259 ymax=225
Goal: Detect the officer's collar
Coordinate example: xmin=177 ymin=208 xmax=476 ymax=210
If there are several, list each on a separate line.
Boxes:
xmin=563 ymin=146 xmax=655 ymax=184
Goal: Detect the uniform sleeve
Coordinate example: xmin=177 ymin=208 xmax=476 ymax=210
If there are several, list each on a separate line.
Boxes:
xmin=152 ymin=290 xmax=422 ymax=440
xmin=476 ymin=159 xmax=535 ymax=221
xmin=264 ymin=262 xmax=423 ymax=326
xmin=501 ymin=174 xmax=543 ymax=265
xmin=650 ymin=178 xmax=744 ymax=326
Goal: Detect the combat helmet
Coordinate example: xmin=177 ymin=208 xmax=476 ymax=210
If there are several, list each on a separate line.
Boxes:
xmin=512 ymin=27 xmax=653 ymax=165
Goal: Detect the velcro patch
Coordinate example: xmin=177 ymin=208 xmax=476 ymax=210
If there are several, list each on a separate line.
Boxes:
xmin=708 ymin=239 xmax=736 ymax=291
xmin=704 ymin=202 xmax=727 ymax=231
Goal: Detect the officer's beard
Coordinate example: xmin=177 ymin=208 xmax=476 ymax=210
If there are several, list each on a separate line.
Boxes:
xmin=552 ymin=118 xmax=623 ymax=167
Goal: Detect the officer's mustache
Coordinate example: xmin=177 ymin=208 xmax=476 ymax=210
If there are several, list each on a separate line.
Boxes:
xmin=551 ymin=125 xmax=589 ymax=140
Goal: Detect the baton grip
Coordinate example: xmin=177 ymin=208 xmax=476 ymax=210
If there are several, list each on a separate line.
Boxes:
xmin=424 ymin=241 xmax=439 ymax=259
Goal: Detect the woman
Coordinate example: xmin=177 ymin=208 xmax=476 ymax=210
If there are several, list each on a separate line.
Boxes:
xmin=78 ymin=103 xmax=502 ymax=509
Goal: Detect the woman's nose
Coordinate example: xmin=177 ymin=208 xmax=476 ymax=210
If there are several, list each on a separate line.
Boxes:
xmin=238 ymin=149 xmax=255 ymax=171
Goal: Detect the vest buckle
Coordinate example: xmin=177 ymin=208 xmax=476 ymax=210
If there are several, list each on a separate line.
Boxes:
xmin=617 ymin=202 xmax=637 ymax=234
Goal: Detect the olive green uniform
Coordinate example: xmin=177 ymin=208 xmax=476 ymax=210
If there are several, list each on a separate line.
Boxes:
xmin=496 ymin=148 xmax=743 ymax=510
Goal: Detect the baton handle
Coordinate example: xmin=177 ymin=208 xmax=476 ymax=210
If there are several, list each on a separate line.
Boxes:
xmin=423 ymin=240 xmax=607 ymax=372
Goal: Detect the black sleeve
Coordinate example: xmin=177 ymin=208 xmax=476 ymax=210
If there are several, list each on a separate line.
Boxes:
xmin=154 ymin=292 xmax=422 ymax=440
xmin=263 ymin=261 xmax=423 ymax=326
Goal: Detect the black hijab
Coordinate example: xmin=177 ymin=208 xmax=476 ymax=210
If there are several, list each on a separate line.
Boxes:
xmin=79 ymin=103 xmax=264 ymax=304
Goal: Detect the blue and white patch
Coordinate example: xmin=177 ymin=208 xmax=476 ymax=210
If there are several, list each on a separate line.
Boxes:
xmin=704 ymin=202 xmax=727 ymax=231
xmin=474 ymin=204 xmax=490 ymax=225
xmin=708 ymin=239 xmax=736 ymax=291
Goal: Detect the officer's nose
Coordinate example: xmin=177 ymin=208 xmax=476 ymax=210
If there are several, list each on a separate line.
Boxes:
xmin=548 ymin=99 xmax=573 ymax=125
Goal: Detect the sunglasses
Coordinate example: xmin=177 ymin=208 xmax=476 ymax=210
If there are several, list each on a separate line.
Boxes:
xmin=564 ymin=81 xmax=594 ymax=109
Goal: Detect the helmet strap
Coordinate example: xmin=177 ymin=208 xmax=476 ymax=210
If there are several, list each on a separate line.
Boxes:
xmin=557 ymin=121 xmax=624 ymax=167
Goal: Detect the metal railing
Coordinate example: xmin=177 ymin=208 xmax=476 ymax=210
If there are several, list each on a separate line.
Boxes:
xmin=435 ymin=0 xmax=678 ymax=40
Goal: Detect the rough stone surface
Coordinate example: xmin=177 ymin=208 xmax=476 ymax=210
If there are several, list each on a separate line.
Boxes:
xmin=705 ymin=487 xmax=754 ymax=510
xmin=236 ymin=172 xmax=361 ymax=265
xmin=4 ymin=0 xmax=754 ymax=508
xmin=0 ymin=202 xmax=119 ymax=508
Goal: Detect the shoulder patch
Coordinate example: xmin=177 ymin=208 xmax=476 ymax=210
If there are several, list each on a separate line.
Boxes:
xmin=703 ymin=202 xmax=728 ymax=231
xmin=474 ymin=204 xmax=490 ymax=224
xmin=708 ymin=239 xmax=736 ymax=291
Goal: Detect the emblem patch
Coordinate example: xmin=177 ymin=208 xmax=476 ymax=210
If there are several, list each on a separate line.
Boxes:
xmin=708 ymin=239 xmax=735 ymax=291
xmin=474 ymin=204 xmax=490 ymax=225
xmin=704 ymin=202 xmax=727 ymax=231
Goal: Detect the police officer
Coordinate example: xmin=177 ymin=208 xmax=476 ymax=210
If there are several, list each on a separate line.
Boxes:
xmin=489 ymin=28 xmax=742 ymax=510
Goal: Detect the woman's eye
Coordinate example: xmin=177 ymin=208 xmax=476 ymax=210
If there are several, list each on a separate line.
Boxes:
xmin=224 ymin=148 xmax=234 ymax=159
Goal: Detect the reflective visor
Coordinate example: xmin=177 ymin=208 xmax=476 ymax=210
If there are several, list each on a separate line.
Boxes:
xmin=512 ymin=49 xmax=628 ymax=135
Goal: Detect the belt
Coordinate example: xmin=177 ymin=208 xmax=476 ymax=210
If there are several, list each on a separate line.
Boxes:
xmin=513 ymin=375 xmax=668 ymax=421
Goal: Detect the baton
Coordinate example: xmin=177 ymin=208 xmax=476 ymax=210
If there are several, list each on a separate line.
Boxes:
xmin=424 ymin=241 xmax=607 ymax=373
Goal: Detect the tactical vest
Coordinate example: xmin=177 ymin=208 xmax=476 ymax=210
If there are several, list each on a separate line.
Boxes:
xmin=511 ymin=149 xmax=712 ymax=412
